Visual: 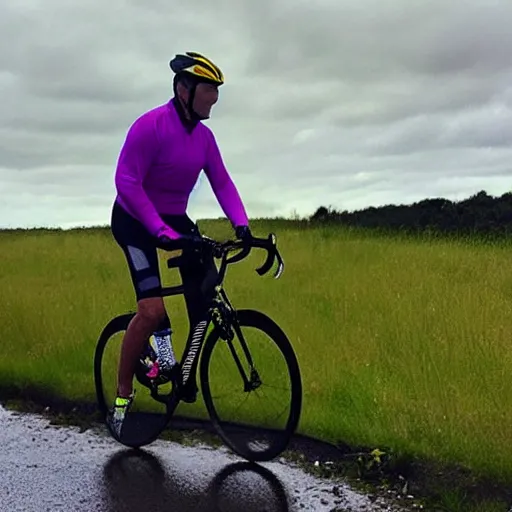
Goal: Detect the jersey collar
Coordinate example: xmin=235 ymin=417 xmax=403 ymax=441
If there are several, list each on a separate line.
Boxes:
xmin=169 ymin=97 xmax=199 ymax=133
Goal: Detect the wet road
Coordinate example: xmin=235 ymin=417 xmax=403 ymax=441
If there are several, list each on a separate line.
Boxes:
xmin=0 ymin=406 xmax=404 ymax=511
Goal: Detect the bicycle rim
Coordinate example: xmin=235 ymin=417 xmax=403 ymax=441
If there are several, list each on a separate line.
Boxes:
xmin=199 ymin=309 xmax=302 ymax=461
xmin=94 ymin=313 xmax=180 ymax=448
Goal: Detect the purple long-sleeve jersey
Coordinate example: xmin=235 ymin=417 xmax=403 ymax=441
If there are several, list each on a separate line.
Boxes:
xmin=114 ymin=98 xmax=249 ymax=240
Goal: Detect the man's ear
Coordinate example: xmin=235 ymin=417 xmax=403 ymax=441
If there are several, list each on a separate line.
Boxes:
xmin=176 ymin=80 xmax=189 ymax=101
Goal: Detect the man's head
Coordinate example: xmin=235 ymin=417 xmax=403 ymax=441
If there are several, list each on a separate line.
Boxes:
xmin=169 ymin=52 xmax=224 ymax=121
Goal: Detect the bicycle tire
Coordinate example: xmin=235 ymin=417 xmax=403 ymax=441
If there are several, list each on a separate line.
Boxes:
xmin=94 ymin=313 xmax=178 ymax=448
xmin=199 ymin=309 xmax=302 ymax=462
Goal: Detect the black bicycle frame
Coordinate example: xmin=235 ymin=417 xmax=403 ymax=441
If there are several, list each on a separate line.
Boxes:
xmin=158 ymin=234 xmax=283 ymax=391
xmin=158 ymin=246 xmax=234 ymax=389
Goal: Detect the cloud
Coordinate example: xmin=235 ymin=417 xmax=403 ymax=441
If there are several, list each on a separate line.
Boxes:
xmin=0 ymin=0 xmax=511 ymax=229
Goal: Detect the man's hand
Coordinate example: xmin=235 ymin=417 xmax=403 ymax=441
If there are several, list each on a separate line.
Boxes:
xmin=180 ymin=233 xmax=205 ymax=247
xmin=156 ymin=234 xmax=177 ymax=250
xmin=235 ymin=225 xmax=252 ymax=241
xmin=157 ymin=233 xmax=203 ymax=251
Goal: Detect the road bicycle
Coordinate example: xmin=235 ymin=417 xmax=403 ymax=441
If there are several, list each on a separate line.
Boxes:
xmin=94 ymin=232 xmax=302 ymax=462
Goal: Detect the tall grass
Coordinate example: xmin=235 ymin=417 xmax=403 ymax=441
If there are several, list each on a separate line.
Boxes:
xmin=1 ymin=221 xmax=511 ymax=481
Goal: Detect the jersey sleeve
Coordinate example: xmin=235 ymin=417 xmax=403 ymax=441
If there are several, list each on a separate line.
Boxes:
xmin=114 ymin=115 xmax=179 ymax=239
xmin=203 ymin=129 xmax=249 ymax=228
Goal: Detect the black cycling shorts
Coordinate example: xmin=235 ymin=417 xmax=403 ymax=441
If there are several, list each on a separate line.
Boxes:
xmin=110 ymin=200 xmax=201 ymax=302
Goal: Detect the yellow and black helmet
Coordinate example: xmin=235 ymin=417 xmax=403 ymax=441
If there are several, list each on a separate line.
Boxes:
xmin=169 ymin=51 xmax=224 ymax=85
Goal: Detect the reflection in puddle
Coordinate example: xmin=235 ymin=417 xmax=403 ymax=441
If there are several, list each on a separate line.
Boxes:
xmin=102 ymin=448 xmax=290 ymax=512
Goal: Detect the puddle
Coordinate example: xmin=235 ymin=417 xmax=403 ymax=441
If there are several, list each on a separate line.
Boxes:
xmin=0 ymin=405 xmax=408 ymax=511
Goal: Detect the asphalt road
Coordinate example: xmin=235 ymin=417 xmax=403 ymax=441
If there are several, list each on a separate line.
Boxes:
xmin=0 ymin=405 xmax=403 ymax=511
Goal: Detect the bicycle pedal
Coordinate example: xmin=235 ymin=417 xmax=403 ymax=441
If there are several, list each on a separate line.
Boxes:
xmin=146 ymin=360 xmax=160 ymax=377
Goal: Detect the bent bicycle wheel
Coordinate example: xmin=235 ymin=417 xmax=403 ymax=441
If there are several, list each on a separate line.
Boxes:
xmin=94 ymin=313 xmax=180 ymax=448
xmin=200 ymin=309 xmax=302 ymax=462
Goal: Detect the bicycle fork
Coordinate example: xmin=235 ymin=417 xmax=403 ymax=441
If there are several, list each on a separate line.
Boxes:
xmin=229 ymin=320 xmax=262 ymax=392
xmin=210 ymin=289 xmax=263 ymax=393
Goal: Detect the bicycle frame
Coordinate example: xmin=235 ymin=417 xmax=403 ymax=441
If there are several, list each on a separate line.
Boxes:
xmin=157 ymin=233 xmax=284 ymax=393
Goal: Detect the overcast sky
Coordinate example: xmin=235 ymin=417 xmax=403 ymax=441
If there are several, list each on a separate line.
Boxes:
xmin=1 ymin=0 xmax=511 ymax=229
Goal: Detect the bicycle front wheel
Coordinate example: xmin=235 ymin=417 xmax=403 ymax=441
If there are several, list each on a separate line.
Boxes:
xmin=199 ymin=309 xmax=302 ymax=462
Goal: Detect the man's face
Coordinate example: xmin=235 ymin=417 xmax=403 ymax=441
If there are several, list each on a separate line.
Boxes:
xmin=191 ymin=82 xmax=219 ymax=119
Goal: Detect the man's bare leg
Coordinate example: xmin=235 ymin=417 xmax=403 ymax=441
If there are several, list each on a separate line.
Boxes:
xmin=117 ymin=297 xmax=167 ymax=398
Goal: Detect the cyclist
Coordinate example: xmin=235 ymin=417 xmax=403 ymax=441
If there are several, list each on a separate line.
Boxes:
xmin=108 ymin=51 xmax=252 ymax=438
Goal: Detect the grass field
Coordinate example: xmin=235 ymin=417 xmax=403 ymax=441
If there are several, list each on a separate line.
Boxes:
xmin=1 ymin=219 xmax=512 ymax=507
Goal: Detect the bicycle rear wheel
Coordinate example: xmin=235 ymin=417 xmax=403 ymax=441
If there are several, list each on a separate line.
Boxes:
xmin=94 ymin=313 xmax=180 ymax=448
xmin=199 ymin=309 xmax=302 ymax=462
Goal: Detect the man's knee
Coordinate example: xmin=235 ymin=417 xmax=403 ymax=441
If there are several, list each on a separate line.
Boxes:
xmin=136 ymin=297 xmax=167 ymax=330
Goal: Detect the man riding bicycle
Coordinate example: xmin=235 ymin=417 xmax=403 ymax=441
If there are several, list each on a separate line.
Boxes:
xmin=108 ymin=51 xmax=251 ymax=437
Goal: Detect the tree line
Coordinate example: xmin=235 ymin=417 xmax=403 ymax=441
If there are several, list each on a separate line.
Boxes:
xmin=309 ymin=190 xmax=512 ymax=237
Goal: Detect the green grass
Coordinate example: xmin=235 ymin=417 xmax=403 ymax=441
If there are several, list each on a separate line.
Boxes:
xmin=1 ymin=220 xmax=512 ymax=509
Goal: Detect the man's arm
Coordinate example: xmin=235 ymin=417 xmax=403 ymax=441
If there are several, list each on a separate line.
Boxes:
xmin=203 ymin=129 xmax=249 ymax=230
xmin=115 ymin=115 xmax=180 ymax=239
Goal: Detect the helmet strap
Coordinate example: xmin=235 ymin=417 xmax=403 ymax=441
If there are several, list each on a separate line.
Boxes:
xmin=187 ymin=83 xmax=203 ymax=122
xmin=174 ymin=74 xmax=207 ymax=123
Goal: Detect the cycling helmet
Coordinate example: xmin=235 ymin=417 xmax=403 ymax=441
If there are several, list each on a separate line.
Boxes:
xmin=169 ymin=51 xmax=224 ymax=85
